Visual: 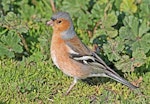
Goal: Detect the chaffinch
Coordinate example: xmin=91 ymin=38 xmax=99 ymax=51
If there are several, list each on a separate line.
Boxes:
xmin=47 ymin=12 xmax=138 ymax=95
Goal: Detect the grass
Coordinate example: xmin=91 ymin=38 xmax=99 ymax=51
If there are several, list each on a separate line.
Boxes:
xmin=0 ymin=59 xmax=150 ymax=104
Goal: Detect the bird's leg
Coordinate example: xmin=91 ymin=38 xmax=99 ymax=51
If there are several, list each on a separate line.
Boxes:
xmin=66 ymin=78 xmax=78 ymax=95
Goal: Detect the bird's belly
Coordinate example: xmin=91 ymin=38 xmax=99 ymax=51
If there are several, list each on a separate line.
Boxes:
xmin=51 ymin=50 xmax=60 ymax=69
xmin=51 ymin=49 xmax=91 ymax=79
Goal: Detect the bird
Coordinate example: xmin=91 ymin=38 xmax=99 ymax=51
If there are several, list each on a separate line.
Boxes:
xmin=47 ymin=12 xmax=138 ymax=95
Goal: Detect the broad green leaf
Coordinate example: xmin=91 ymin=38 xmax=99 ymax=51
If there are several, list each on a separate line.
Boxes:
xmin=103 ymin=12 xmax=118 ymax=28
xmin=132 ymin=49 xmax=146 ymax=67
xmin=115 ymin=55 xmax=133 ymax=72
xmin=0 ymin=43 xmax=15 ymax=58
xmin=5 ymin=12 xmax=17 ymax=21
xmin=103 ymin=38 xmax=123 ymax=61
xmin=77 ymin=14 xmax=92 ymax=30
xmin=18 ymin=2 xmax=37 ymax=20
xmin=139 ymin=20 xmax=150 ymax=36
xmin=115 ymin=37 xmax=125 ymax=51
xmin=106 ymin=29 xmax=118 ymax=38
xmin=120 ymin=0 xmax=137 ymax=14
xmin=91 ymin=2 xmax=106 ymax=19
xmin=119 ymin=26 xmax=135 ymax=45
xmin=123 ymin=16 xmax=139 ymax=36
xmin=61 ymin=0 xmax=90 ymax=17
xmin=116 ymin=50 xmax=146 ymax=72
xmin=102 ymin=12 xmax=118 ymax=38
xmin=139 ymin=0 xmax=150 ymax=20
xmin=1 ymin=11 xmax=29 ymax=34
xmin=114 ymin=0 xmax=122 ymax=10
xmin=0 ymin=31 xmax=23 ymax=58
xmin=131 ymin=33 xmax=150 ymax=53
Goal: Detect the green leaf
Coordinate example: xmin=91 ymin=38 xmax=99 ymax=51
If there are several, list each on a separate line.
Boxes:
xmin=139 ymin=20 xmax=150 ymax=36
xmin=0 ymin=43 xmax=15 ymax=58
xmin=61 ymin=0 xmax=90 ymax=17
xmin=115 ymin=55 xmax=133 ymax=72
xmin=103 ymin=12 xmax=118 ymax=28
xmin=139 ymin=0 xmax=150 ymax=20
xmin=132 ymin=49 xmax=146 ymax=67
xmin=119 ymin=26 xmax=135 ymax=45
xmin=77 ymin=14 xmax=92 ymax=30
xmin=0 ymin=31 xmax=23 ymax=58
xmin=91 ymin=2 xmax=106 ymax=20
xmin=102 ymin=12 xmax=118 ymax=38
xmin=123 ymin=15 xmax=139 ymax=36
xmin=131 ymin=33 xmax=150 ymax=53
xmin=119 ymin=15 xmax=150 ymax=54
xmin=115 ymin=50 xmax=146 ymax=72
xmin=1 ymin=11 xmax=29 ymax=34
xmin=5 ymin=12 xmax=17 ymax=22
xmin=114 ymin=0 xmax=122 ymax=10
xmin=120 ymin=0 xmax=137 ymax=14
xmin=103 ymin=38 xmax=123 ymax=61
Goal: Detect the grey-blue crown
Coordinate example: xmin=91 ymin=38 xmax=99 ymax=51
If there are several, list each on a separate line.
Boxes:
xmin=51 ymin=12 xmax=72 ymax=22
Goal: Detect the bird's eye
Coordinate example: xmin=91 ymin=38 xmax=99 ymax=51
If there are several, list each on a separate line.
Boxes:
xmin=57 ymin=20 xmax=62 ymax=24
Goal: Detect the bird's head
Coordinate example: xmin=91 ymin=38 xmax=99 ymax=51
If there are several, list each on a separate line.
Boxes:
xmin=47 ymin=12 xmax=76 ymax=39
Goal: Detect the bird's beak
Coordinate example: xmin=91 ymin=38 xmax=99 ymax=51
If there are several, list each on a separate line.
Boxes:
xmin=46 ymin=20 xmax=54 ymax=26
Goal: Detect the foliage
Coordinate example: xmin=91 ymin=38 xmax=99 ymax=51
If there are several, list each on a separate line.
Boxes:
xmin=0 ymin=0 xmax=150 ymax=70
xmin=0 ymin=0 xmax=52 ymax=60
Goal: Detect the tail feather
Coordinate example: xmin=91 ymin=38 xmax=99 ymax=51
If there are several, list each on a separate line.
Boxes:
xmin=106 ymin=71 xmax=138 ymax=89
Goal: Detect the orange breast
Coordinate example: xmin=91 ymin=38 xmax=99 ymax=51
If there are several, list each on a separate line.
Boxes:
xmin=50 ymin=32 xmax=91 ymax=79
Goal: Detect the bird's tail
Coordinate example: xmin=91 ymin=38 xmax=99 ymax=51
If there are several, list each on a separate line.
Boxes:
xmin=106 ymin=69 xmax=138 ymax=89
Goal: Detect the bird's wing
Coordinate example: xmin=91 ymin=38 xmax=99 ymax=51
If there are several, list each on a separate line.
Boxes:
xmin=65 ymin=37 xmax=138 ymax=89
xmin=65 ymin=36 xmax=118 ymax=75
xmin=65 ymin=35 xmax=92 ymax=55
